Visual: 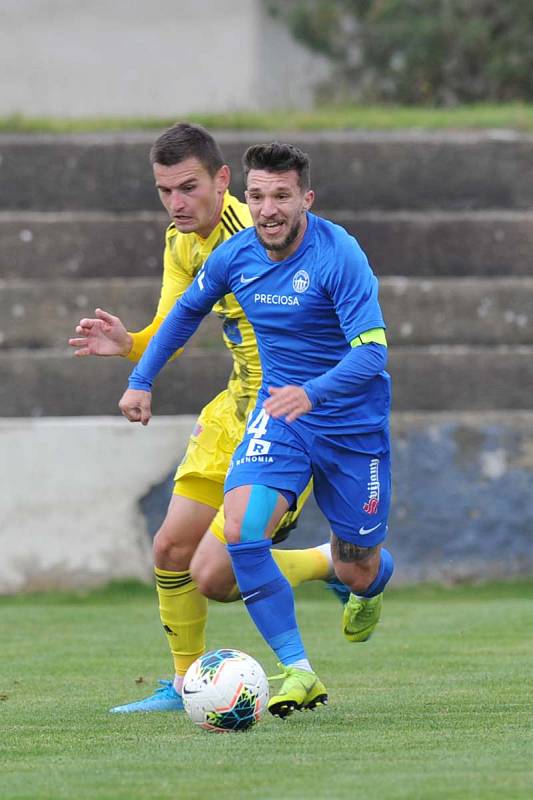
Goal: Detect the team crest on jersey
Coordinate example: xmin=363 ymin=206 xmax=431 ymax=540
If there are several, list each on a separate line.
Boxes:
xmin=292 ymin=269 xmax=310 ymax=293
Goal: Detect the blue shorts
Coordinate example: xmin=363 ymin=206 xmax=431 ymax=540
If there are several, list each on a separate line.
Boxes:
xmin=224 ymin=404 xmax=391 ymax=547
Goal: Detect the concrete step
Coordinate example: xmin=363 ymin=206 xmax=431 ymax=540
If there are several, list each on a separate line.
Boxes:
xmin=1 ymin=347 xmax=232 ymax=417
xmin=1 ymin=277 xmax=532 ymax=350
xmin=2 ymin=345 xmax=532 ymax=416
xmin=0 ymin=211 xmax=167 ymax=280
xmin=2 ymin=130 xmax=533 ymax=212
xmin=336 ymin=210 xmax=533 ymax=278
xmin=2 ymin=210 xmax=533 ymax=279
xmin=390 ymin=345 xmax=533 ymax=412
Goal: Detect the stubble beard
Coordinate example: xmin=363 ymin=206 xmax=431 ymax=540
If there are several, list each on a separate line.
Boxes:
xmin=256 ymin=218 xmax=301 ymax=254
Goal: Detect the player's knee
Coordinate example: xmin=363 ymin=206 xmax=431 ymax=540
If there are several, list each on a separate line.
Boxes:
xmin=191 ymin=559 xmax=232 ymax=601
xmin=225 ymin=485 xmax=281 ymax=544
xmin=153 ymin=527 xmax=194 ymax=571
xmin=223 ymin=516 xmax=242 ymax=544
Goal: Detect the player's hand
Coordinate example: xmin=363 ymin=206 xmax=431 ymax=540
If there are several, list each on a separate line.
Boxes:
xmin=263 ymin=385 xmax=312 ymax=423
xmin=69 ymin=308 xmax=132 ymax=357
xmin=119 ymin=389 xmax=152 ymax=425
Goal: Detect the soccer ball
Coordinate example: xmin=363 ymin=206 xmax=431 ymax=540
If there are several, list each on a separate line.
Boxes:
xmin=182 ymin=648 xmax=269 ymax=732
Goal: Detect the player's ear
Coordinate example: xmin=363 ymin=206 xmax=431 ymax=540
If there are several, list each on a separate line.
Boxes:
xmin=215 ymin=164 xmax=231 ymax=192
xmin=303 ymin=189 xmax=314 ymax=211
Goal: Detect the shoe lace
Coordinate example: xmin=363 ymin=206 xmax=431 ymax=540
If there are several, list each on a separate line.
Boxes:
xmin=267 ymin=663 xmax=290 ymax=683
xmin=352 ymin=596 xmax=379 ymax=623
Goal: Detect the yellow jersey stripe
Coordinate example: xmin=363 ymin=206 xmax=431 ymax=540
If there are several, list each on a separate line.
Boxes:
xmin=226 ymin=204 xmax=247 ymax=230
xmin=221 ymin=214 xmax=239 ymax=236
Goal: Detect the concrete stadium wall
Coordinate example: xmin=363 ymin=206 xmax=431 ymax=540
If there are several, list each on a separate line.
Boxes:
xmin=0 ymin=0 xmax=330 ymax=117
xmin=2 ymin=413 xmax=532 ymax=594
xmin=0 ymin=416 xmax=194 ymax=593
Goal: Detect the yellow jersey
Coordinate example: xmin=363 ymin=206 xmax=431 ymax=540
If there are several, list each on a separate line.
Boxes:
xmin=127 ymin=192 xmax=261 ymax=422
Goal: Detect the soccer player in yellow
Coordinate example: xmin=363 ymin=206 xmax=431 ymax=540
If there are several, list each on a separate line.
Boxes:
xmin=70 ymin=123 xmax=345 ymax=713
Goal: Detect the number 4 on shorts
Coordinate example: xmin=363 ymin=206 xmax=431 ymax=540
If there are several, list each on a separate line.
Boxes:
xmin=247 ymin=408 xmax=269 ymax=438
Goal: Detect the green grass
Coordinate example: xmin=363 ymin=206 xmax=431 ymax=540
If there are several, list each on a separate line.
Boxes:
xmin=3 ymin=103 xmax=533 ymax=133
xmin=1 ymin=580 xmax=532 ymax=800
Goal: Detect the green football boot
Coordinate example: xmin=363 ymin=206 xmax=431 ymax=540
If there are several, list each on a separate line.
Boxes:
xmin=302 ymin=675 xmax=328 ymax=711
xmin=267 ymin=665 xmax=328 ymax=719
xmin=343 ymin=592 xmax=383 ymax=642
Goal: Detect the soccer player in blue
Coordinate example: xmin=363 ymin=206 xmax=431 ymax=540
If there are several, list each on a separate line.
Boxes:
xmin=119 ymin=142 xmax=394 ymax=718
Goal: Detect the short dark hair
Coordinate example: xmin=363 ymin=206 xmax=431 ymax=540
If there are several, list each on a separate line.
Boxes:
xmin=149 ymin=122 xmax=225 ymax=176
xmin=242 ymin=142 xmax=311 ymax=190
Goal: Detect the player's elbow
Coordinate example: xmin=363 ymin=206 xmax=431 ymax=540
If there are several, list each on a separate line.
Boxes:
xmin=366 ymin=341 xmax=388 ymax=371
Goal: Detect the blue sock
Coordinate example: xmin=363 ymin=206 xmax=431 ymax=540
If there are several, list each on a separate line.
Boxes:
xmin=361 ymin=548 xmax=394 ymax=598
xmin=227 ymin=539 xmax=307 ymax=665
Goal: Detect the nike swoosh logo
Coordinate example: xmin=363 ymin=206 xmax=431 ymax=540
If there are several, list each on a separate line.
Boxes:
xmin=182 ymin=688 xmax=202 ymax=695
xmin=358 ymin=522 xmax=382 ymax=536
xmin=240 ymin=273 xmax=260 ymax=284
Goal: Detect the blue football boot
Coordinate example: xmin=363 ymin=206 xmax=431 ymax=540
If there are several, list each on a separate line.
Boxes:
xmin=109 ymin=680 xmax=184 ymax=713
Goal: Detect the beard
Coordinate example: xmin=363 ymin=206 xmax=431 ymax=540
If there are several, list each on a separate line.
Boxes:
xmin=255 ymin=218 xmax=301 ymax=253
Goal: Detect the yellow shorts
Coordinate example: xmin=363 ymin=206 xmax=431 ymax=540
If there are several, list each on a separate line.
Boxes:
xmin=173 ymin=388 xmax=311 ymax=544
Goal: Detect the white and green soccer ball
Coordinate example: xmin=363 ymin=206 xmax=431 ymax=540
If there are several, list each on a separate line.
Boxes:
xmin=182 ymin=648 xmax=269 ymax=732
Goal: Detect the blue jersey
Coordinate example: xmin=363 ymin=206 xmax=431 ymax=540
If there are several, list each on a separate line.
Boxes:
xmin=131 ymin=212 xmax=391 ymax=435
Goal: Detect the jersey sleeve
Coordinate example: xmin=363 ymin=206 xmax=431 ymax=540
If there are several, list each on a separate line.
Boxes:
xmin=126 ymin=229 xmax=192 ymax=363
xmin=128 ymin=245 xmax=230 ymax=390
xmin=303 ymin=342 xmax=388 ymax=408
xmin=127 ymin=315 xmax=168 ymax=363
xmin=323 ymin=232 xmax=386 ymax=344
xmin=299 ymin=232 xmax=388 ymax=408
xmin=180 ymin=244 xmax=231 ymax=314
xmin=155 ymin=236 xmax=196 ymax=317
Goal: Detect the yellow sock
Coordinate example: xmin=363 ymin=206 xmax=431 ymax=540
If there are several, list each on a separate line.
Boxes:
xmin=155 ymin=568 xmax=208 ymax=677
xmin=272 ymin=547 xmax=331 ymax=587
xmin=221 ymin=547 xmax=331 ymax=601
